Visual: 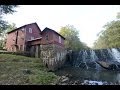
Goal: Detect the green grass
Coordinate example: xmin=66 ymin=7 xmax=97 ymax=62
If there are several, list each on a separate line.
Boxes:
xmin=0 ymin=54 xmax=58 ymax=85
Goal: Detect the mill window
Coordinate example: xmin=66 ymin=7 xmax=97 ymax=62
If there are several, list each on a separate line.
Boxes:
xmin=46 ymin=34 xmax=49 ymax=41
xmin=59 ymin=36 xmax=61 ymax=43
xmin=29 ymin=28 xmax=32 ymax=33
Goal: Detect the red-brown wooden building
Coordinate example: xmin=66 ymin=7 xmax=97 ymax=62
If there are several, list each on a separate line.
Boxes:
xmin=6 ymin=23 xmax=65 ymax=53
xmin=6 ymin=22 xmax=66 ymax=71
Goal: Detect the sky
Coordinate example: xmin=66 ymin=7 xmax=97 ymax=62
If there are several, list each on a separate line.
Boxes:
xmin=3 ymin=5 xmax=120 ymax=48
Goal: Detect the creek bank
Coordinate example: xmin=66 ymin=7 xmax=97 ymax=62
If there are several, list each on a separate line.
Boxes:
xmin=55 ymin=74 xmax=120 ymax=85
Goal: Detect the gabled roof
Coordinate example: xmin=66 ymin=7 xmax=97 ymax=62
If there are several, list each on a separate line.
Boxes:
xmin=41 ymin=27 xmax=65 ymax=40
xmin=7 ymin=22 xmax=41 ymax=34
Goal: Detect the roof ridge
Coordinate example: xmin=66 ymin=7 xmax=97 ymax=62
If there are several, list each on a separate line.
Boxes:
xmin=41 ymin=27 xmax=65 ymax=40
xmin=7 ymin=22 xmax=39 ymax=34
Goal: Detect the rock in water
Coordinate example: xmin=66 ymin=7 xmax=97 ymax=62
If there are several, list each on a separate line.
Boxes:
xmin=61 ymin=76 xmax=69 ymax=82
xmin=96 ymin=61 xmax=120 ymax=70
xmin=96 ymin=61 xmax=110 ymax=69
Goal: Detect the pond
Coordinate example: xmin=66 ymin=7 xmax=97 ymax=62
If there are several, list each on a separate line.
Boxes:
xmin=54 ymin=48 xmax=120 ymax=85
xmin=54 ymin=65 xmax=120 ymax=84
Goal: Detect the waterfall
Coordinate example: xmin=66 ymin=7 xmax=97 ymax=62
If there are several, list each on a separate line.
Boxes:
xmin=82 ymin=50 xmax=89 ymax=69
xmin=100 ymin=49 xmax=106 ymax=61
xmin=74 ymin=51 xmax=82 ymax=67
xmin=90 ymin=50 xmax=100 ymax=70
xmin=111 ymin=48 xmax=120 ymax=63
xmin=69 ymin=48 xmax=120 ymax=70
xmin=90 ymin=50 xmax=98 ymax=62
xmin=77 ymin=51 xmax=83 ymax=67
xmin=82 ymin=50 xmax=88 ymax=62
xmin=107 ymin=48 xmax=114 ymax=61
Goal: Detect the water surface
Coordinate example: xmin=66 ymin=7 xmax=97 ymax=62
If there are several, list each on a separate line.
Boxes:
xmin=55 ymin=66 xmax=120 ymax=83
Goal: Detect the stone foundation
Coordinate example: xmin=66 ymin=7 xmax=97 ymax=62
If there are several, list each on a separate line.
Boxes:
xmin=40 ymin=44 xmax=67 ymax=71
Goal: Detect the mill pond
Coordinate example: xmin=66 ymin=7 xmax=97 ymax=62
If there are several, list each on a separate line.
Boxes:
xmin=54 ymin=48 xmax=120 ymax=85
xmin=55 ymin=66 xmax=120 ymax=85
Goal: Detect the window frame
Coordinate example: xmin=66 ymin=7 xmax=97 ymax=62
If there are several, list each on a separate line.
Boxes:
xmin=59 ymin=36 xmax=61 ymax=43
xmin=46 ymin=34 xmax=49 ymax=41
xmin=29 ymin=28 xmax=32 ymax=33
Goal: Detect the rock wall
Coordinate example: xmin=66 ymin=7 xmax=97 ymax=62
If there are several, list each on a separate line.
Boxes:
xmin=40 ymin=44 xmax=67 ymax=71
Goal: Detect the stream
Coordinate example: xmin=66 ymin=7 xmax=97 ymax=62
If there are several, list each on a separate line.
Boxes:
xmin=54 ymin=48 xmax=120 ymax=85
xmin=54 ymin=66 xmax=120 ymax=85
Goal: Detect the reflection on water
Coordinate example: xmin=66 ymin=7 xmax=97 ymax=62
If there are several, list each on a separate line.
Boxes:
xmin=54 ymin=66 xmax=120 ymax=83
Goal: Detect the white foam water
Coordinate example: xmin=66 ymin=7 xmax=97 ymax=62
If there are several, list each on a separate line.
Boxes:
xmin=84 ymin=80 xmax=104 ymax=85
xmin=111 ymin=48 xmax=120 ymax=63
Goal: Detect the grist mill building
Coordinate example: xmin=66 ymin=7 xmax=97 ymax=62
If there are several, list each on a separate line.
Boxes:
xmin=6 ymin=22 xmax=66 ymax=71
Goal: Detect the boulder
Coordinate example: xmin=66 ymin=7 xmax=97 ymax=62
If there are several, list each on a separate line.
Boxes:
xmin=61 ymin=78 xmax=69 ymax=82
xmin=56 ymin=76 xmax=69 ymax=85
xmin=96 ymin=61 xmax=120 ymax=70
xmin=96 ymin=61 xmax=110 ymax=69
xmin=65 ymin=74 xmax=72 ymax=78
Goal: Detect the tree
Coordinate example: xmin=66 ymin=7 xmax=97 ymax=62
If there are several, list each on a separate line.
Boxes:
xmin=59 ymin=25 xmax=89 ymax=51
xmin=116 ymin=12 xmax=120 ymax=19
xmin=0 ymin=5 xmax=18 ymax=34
xmin=93 ymin=12 xmax=120 ymax=49
xmin=81 ymin=42 xmax=90 ymax=50
xmin=0 ymin=23 xmax=16 ymax=49
xmin=0 ymin=23 xmax=16 ymax=36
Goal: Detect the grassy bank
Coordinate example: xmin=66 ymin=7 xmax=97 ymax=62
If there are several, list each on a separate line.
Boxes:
xmin=0 ymin=54 xmax=58 ymax=85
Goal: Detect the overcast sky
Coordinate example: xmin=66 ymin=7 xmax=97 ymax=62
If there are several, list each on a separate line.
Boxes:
xmin=3 ymin=5 xmax=120 ymax=47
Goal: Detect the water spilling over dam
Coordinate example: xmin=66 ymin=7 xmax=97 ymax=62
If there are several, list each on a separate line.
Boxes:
xmin=67 ymin=48 xmax=120 ymax=70
xmin=55 ymin=48 xmax=120 ymax=84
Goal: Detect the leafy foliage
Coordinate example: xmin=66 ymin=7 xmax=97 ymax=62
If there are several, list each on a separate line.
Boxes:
xmin=0 ymin=5 xmax=18 ymax=33
xmin=0 ymin=23 xmax=16 ymax=49
xmin=59 ymin=25 xmax=89 ymax=51
xmin=93 ymin=13 xmax=120 ymax=49
xmin=0 ymin=5 xmax=17 ymax=14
